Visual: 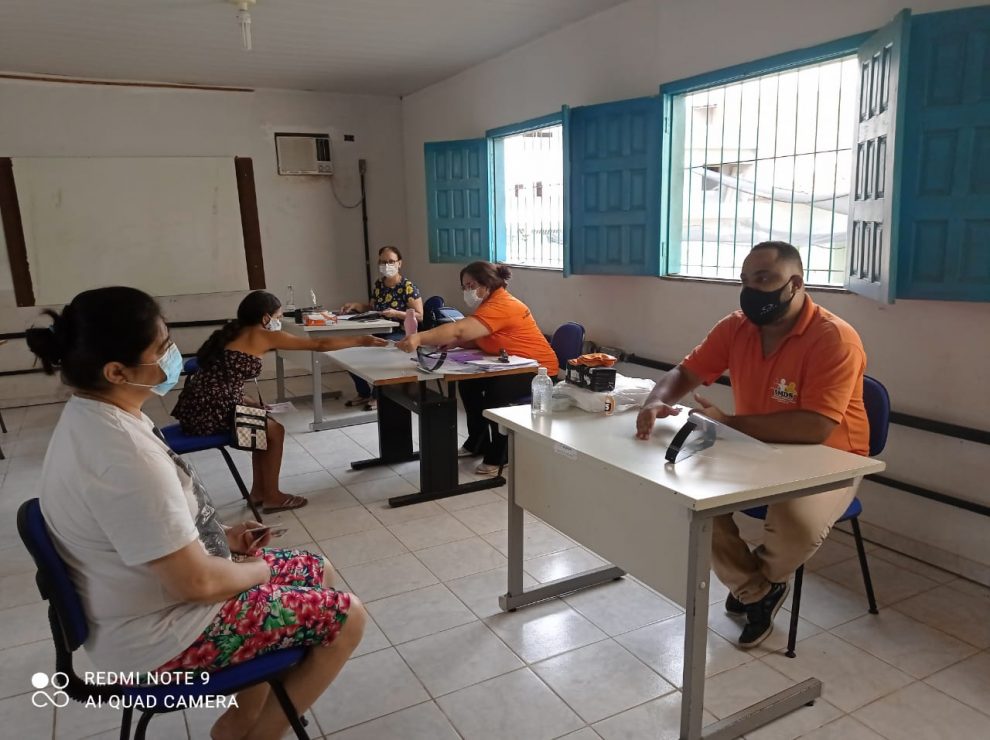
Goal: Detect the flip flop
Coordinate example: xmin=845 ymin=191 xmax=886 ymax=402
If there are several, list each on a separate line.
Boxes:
xmin=261 ymin=494 xmax=308 ymax=514
xmin=345 ymin=397 xmax=371 ymax=407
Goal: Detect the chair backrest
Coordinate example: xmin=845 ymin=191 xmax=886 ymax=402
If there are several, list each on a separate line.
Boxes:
xmin=17 ymin=498 xmax=89 ymax=652
xmin=551 ymin=322 xmax=586 ymax=369
xmin=863 ymin=375 xmax=890 ymax=457
xmin=432 ymin=305 xmax=465 ymax=327
xmin=422 ymin=295 xmax=445 ymax=330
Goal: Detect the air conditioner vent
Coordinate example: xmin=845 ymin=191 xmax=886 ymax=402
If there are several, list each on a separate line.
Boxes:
xmin=275 ymin=133 xmax=333 ymax=176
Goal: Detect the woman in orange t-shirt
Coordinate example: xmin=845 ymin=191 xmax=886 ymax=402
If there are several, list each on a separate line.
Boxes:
xmin=397 ymin=262 xmax=557 ymax=474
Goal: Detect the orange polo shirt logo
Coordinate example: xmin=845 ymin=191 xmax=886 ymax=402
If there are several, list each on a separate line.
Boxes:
xmin=771 ymin=378 xmax=798 ymax=404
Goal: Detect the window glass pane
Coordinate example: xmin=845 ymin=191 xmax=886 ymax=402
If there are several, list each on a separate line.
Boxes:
xmin=672 ymin=55 xmax=856 ymax=287
xmin=496 ymin=124 xmax=563 ymax=269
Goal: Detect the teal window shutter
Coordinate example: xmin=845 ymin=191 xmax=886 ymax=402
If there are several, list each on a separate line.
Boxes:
xmin=567 ymin=96 xmax=662 ymax=275
xmin=846 ymin=10 xmax=911 ymax=303
xmin=897 ymin=6 xmax=990 ymax=301
xmin=424 ymin=139 xmax=492 ymax=263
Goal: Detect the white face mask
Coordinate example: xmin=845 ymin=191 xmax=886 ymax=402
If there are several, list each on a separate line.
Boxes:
xmin=463 ymin=287 xmax=484 ymax=309
xmin=265 ymin=317 xmax=282 ymax=332
xmin=379 ymin=263 xmax=399 ymax=278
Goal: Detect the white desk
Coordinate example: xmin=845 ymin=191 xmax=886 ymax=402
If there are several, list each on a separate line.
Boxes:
xmin=484 ymin=405 xmax=885 ymax=740
xmin=328 ymin=346 xmax=536 ymax=507
xmin=275 ymin=318 xmax=398 ymax=431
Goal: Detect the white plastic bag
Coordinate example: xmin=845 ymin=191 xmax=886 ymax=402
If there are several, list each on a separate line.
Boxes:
xmin=552 ymin=374 xmax=656 ymax=413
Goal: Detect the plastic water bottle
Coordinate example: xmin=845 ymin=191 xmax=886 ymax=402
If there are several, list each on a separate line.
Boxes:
xmin=531 ymin=367 xmax=553 ymax=415
xmin=404 ymin=308 xmax=417 ymax=337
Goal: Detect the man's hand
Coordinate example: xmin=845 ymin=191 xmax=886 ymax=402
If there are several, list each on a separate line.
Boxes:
xmin=692 ymin=393 xmax=731 ymax=425
xmin=635 ymin=402 xmax=682 ymax=440
xmin=396 ymin=334 xmax=422 ymax=353
xmin=360 ymin=336 xmax=389 ymax=348
xmin=227 ymin=521 xmax=271 ymax=555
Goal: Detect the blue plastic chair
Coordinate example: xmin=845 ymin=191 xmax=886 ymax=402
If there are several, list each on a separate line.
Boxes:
xmin=17 ymin=498 xmax=312 ymax=740
xmin=550 ymin=322 xmax=586 ymax=373
xmin=160 ymin=358 xmax=262 ymax=521
xmin=743 ymin=375 xmax=888 ymax=657
xmin=422 ymin=295 xmax=445 ymax=330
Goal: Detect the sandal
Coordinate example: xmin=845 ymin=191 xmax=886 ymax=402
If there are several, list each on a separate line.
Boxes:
xmin=364 ymin=399 xmax=378 ymax=411
xmin=345 ymin=397 xmax=371 ymax=408
xmin=261 ymin=494 xmax=308 ymax=514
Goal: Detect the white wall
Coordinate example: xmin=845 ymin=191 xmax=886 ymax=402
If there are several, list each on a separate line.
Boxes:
xmin=0 ymin=78 xmax=406 ymax=402
xmin=402 ymin=0 xmax=990 ymax=580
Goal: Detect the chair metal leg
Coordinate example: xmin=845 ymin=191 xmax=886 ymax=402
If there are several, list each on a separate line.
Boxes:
xmin=119 ymin=707 xmax=133 ymax=740
xmin=850 ymin=517 xmax=879 ymax=614
xmin=268 ymin=679 xmax=310 ymax=739
xmin=0 ymin=407 xmax=7 ymax=434
xmin=133 ymin=711 xmax=154 ymax=740
xmin=220 ymin=447 xmax=263 ymax=522
xmin=786 ymin=565 xmax=804 ymax=658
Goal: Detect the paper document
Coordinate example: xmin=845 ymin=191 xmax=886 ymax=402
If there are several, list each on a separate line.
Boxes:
xmin=466 ymin=355 xmax=539 ymax=370
xmin=265 ymin=402 xmax=297 ymax=414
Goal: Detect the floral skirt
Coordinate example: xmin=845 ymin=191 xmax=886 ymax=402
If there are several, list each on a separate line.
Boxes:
xmin=154 ymin=548 xmax=352 ymax=673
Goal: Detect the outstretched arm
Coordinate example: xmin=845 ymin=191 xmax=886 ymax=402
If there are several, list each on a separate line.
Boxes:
xmin=635 ymin=364 xmax=703 ymax=439
xmin=396 ymin=317 xmax=490 ymax=353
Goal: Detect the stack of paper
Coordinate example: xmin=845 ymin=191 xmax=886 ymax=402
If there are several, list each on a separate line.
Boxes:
xmin=465 ymin=355 xmax=540 ymax=371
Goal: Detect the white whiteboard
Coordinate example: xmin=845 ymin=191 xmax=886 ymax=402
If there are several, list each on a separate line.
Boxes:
xmin=12 ymin=157 xmax=249 ymax=305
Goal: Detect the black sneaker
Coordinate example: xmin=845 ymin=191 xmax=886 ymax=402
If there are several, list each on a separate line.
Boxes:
xmin=725 ymin=593 xmax=746 ymax=616
xmin=738 ymin=582 xmax=789 ymax=648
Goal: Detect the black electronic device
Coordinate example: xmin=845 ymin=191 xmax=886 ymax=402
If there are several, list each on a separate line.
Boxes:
xmin=565 ymin=362 xmax=616 ymax=392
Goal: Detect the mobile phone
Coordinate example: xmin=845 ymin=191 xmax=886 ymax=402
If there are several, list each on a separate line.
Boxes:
xmin=249 ymin=525 xmax=288 ymax=543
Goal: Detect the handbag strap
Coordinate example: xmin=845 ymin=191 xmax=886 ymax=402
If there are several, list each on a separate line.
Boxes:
xmin=252 ymin=377 xmax=265 ymax=409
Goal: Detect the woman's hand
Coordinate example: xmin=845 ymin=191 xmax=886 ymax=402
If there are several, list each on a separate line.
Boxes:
xmin=227 ymin=521 xmax=272 ymax=554
xmin=360 ymin=336 xmax=389 ymax=348
xmin=380 ymin=308 xmax=401 ymax=319
xmin=396 ymin=333 xmax=422 ymax=353
xmin=340 ymin=302 xmax=364 ymax=314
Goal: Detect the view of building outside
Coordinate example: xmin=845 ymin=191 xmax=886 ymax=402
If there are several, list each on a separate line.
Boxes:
xmin=499 ymin=124 xmax=564 ymax=269
xmin=675 ymin=57 xmax=859 ymax=286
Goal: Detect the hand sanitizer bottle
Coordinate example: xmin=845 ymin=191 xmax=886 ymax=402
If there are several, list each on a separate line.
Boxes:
xmin=404 ymin=308 xmax=418 ymax=337
xmin=531 ymin=367 xmax=553 ymax=415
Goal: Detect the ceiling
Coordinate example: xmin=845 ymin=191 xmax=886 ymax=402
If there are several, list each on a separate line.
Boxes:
xmin=0 ymin=0 xmax=627 ymax=96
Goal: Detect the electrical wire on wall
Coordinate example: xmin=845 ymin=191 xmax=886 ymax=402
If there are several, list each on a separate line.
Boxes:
xmin=330 ymin=174 xmax=364 ymax=209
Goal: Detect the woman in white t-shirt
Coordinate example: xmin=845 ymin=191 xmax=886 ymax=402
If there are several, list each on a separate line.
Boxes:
xmin=28 ymin=287 xmax=365 ymax=740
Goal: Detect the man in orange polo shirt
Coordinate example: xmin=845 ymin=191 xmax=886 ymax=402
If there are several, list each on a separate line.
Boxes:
xmin=636 ymin=241 xmax=869 ymax=647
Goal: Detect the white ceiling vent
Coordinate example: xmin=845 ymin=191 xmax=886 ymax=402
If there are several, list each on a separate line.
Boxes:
xmin=275 ymin=133 xmax=333 ymax=176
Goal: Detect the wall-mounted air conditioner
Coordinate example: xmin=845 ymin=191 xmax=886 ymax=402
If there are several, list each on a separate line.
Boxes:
xmin=274 ymin=133 xmax=333 ymax=175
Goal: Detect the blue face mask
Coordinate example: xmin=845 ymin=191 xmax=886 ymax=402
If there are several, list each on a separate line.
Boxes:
xmin=127 ymin=343 xmax=183 ymax=396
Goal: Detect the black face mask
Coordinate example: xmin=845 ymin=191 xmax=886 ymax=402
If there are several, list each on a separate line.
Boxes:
xmin=739 ymin=280 xmax=795 ymax=326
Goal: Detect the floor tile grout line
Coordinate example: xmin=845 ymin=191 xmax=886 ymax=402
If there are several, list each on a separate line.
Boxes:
xmin=921 ymin=664 xmax=990 ymax=721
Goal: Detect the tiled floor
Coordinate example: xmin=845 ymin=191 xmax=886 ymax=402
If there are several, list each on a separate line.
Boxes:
xmin=2 ymin=372 xmax=989 ymax=739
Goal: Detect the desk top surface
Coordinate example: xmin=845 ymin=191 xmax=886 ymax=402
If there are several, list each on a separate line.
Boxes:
xmin=485 ymin=405 xmax=885 ymax=512
xmin=285 ymin=318 xmax=398 ymax=334
xmin=327 ymin=346 xmax=537 ymax=386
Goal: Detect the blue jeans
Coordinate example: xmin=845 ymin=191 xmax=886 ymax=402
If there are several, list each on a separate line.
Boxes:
xmin=350 ymin=330 xmax=405 ymax=399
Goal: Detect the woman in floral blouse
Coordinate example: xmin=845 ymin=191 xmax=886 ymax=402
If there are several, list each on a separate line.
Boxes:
xmin=340 ymin=245 xmax=423 ymax=410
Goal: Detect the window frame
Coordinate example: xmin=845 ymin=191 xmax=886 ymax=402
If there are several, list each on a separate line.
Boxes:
xmin=659 ymin=32 xmax=873 ymax=285
xmin=486 ymin=111 xmax=565 ymax=271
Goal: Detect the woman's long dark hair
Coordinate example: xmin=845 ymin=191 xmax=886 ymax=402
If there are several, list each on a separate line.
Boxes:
xmin=196 ymin=290 xmax=281 ymax=369
xmin=25 ymin=287 xmax=163 ymax=391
